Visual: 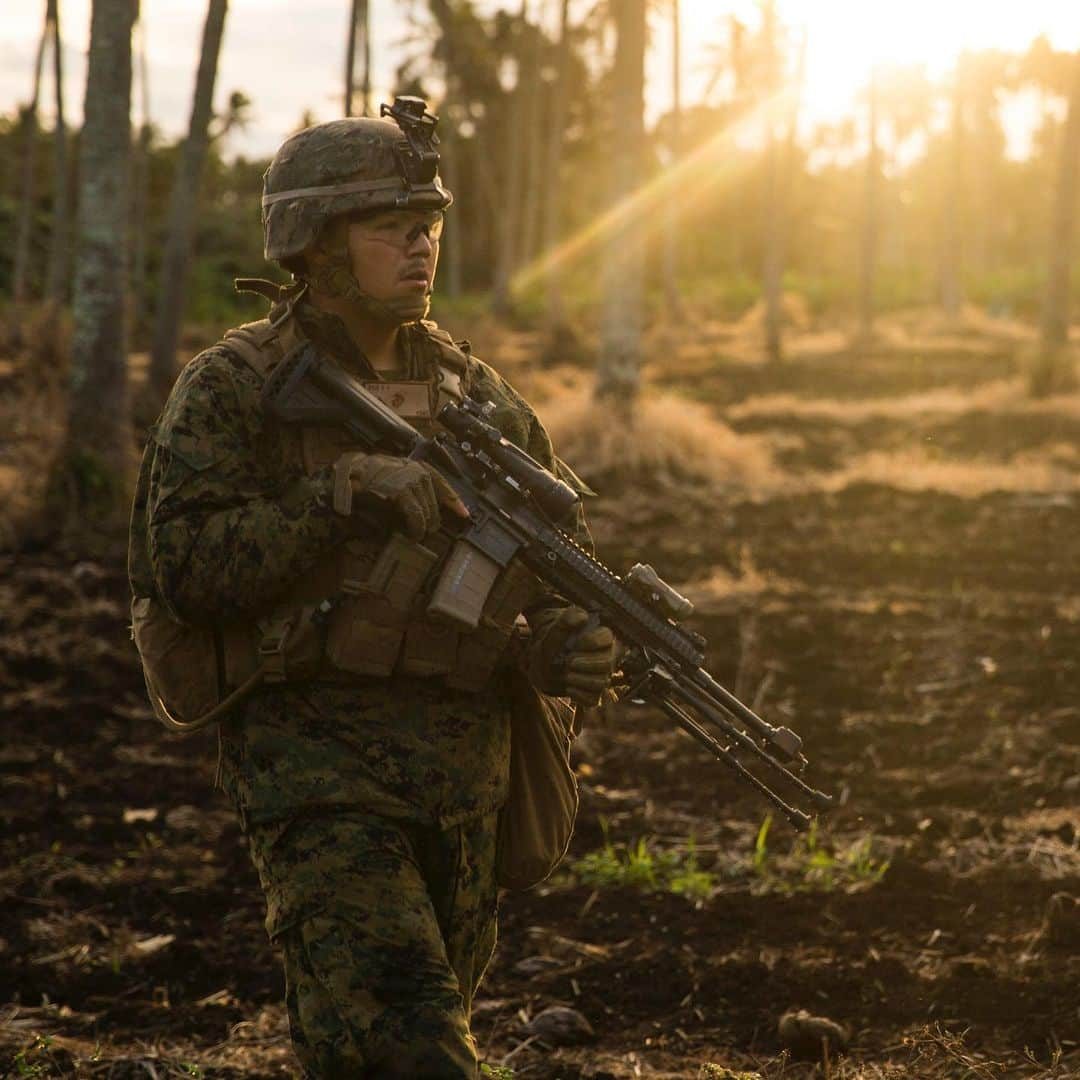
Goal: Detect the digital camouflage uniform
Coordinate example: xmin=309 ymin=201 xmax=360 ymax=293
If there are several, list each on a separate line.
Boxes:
xmin=129 ymin=293 xmax=592 ymax=1077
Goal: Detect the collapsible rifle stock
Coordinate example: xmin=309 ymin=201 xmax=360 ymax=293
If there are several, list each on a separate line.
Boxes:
xmin=263 ymin=344 xmax=833 ymax=829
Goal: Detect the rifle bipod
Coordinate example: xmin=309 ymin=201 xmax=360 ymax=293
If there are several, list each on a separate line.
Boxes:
xmin=619 ymin=655 xmax=833 ymax=832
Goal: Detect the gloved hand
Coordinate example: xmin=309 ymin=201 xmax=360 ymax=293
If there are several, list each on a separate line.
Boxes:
xmin=527 ymin=606 xmax=617 ymax=706
xmin=332 ymin=451 xmax=469 ymax=540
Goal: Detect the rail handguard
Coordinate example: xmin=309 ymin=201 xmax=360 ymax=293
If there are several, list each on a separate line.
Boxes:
xmin=262 ymin=343 xmax=833 ymax=830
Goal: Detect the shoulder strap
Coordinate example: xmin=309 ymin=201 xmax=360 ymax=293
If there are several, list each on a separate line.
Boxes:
xmin=415 ymin=319 xmax=472 ymax=405
xmin=221 ymin=320 xmax=283 ymax=381
xmin=418 ymin=319 xmax=471 ymax=376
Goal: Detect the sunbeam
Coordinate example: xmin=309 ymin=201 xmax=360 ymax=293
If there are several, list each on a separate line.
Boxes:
xmin=510 ymin=84 xmax=797 ymax=296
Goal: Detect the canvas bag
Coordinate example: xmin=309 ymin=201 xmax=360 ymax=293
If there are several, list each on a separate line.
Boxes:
xmin=495 ymin=675 xmax=580 ymax=891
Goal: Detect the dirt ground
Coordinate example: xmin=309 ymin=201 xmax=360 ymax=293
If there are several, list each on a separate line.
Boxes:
xmin=1 ymin=313 xmax=1078 ymax=1078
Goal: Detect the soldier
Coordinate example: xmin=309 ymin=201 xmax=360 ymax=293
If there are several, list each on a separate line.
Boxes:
xmin=128 ymin=98 xmax=617 ymax=1078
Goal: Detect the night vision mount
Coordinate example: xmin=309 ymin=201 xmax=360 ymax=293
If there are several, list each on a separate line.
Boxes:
xmin=381 ymin=95 xmax=441 ymax=187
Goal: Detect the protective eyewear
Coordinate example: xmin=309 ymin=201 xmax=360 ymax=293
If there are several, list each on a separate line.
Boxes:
xmin=354 ymin=210 xmax=444 ymax=249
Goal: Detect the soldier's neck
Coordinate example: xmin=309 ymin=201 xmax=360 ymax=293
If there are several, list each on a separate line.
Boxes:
xmin=307 ymin=292 xmax=400 ymax=374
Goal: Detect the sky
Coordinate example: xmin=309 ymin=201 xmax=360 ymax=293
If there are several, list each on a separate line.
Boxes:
xmin=1 ymin=0 xmax=1078 ymax=162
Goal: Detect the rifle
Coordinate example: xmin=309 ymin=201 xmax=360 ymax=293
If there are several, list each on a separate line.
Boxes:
xmin=262 ymin=344 xmax=833 ymax=830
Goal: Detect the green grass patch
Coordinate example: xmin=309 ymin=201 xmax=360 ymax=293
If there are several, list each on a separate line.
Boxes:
xmin=570 ymin=820 xmax=716 ymax=902
xmin=752 ymin=815 xmax=890 ymax=894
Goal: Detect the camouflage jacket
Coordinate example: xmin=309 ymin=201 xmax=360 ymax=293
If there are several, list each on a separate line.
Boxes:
xmin=129 ymin=298 xmax=592 ymax=829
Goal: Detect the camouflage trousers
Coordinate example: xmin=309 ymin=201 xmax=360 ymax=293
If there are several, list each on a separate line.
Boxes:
xmin=245 ymin=811 xmax=500 ymax=1079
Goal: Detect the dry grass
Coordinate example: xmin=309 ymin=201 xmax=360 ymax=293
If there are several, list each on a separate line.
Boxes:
xmin=734 ymin=293 xmax=815 ymax=335
xmin=0 ymin=1002 xmax=296 ymax=1077
xmin=537 ymin=386 xmax=777 ymax=490
xmin=0 ymin=304 xmax=71 ymax=549
xmin=530 ymin=376 xmax=1080 ymax=499
xmin=729 ymin=378 xmax=1080 ymax=424
xmin=824 ymin=446 xmax=1080 ymax=496
xmin=883 ymin=303 xmax=1037 ymax=345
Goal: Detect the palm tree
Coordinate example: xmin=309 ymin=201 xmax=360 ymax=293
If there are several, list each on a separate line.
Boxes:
xmin=759 ymin=6 xmax=804 ymax=364
xmin=663 ymin=0 xmax=683 ymax=321
xmin=597 ymin=0 xmax=646 ymax=406
xmin=66 ymin=0 xmax=136 ymax=501
xmin=131 ymin=7 xmax=152 ymax=331
xmin=939 ymin=62 xmax=965 ymax=320
xmin=543 ymin=0 xmax=571 ymax=332
xmin=704 ymin=5 xmax=801 ymax=360
xmin=148 ymin=0 xmax=229 ymax=400
xmin=344 ymin=0 xmax=371 ymax=117
xmin=12 ymin=8 xmax=50 ymax=304
xmin=519 ymin=15 xmax=547 ymax=272
xmin=46 ymin=0 xmax=70 ymax=304
xmin=856 ymin=63 xmax=934 ymax=344
xmin=857 ymin=67 xmax=880 ymax=346
xmin=1037 ymin=48 xmax=1080 ymax=391
xmin=492 ymin=0 xmax=530 ymax=317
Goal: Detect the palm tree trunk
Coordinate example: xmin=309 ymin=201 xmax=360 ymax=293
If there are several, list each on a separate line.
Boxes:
xmin=344 ymin=0 xmax=370 ymax=116
xmin=857 ymin=69 xmax=880 ymax=346
xmin=519 ymin=17 xmax=546 ymax=271
xmin=439 ymin=88 xmax=463 ymax=298
xmin=543 ymin=0 xmax=571 ymax=331
xmin=13 ymin=13 xmax=50 ymax=304
xmin=148 ymin=0 xmax=229 ymax=399
xmin=131 ymin=10 xmax=152 ymax=332
xmin=763 ymin=29 xmax=805 ymax=364
xmin=1039 ymin=50 xmax=1080 ymax=356
xmin=46 ymin=0 xmax=70 ymax=304
xmin=360 ymin=0 xmax=371 ymax=117
xmin=940 ymin=70 xmax=964 ymax=320
xmin=491 ymin=0 xmax=530 ymax=317
xmin=67 ymin=0 xmax=136 ymax=491
xmin=597 ymin=0 xmax=646 ymax=406
xmin=762 ymin=126 xmax=783 ymax=363
xmin=663 ymin=0 xmax=683 ymax=321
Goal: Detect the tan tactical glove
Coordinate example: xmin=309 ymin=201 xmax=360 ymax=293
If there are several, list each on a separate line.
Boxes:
xmin=527 ymin=606 xmax=617 ymax=706
xmin=332 ymin=451 xmax=469 ymax=540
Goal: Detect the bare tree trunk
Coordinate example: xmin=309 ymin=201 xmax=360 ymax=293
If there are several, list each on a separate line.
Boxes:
xmin=940 ymin=70 xmax=964 ymax=320
xmin=663 ymin=0 xmax=683 ymax=321
xmin=67 ymin=0 xmax=136 ymax=491
xmin=543 ymin=0 xmax=571 ymax=331
xmin=492 ymin=0 xmax=529 ymax=317
xmin=148 ymin=0 xmax=229 ymax=399
xmin=519 ymin=17 xmax=546 ymax=271
xmin=439 ymin=91 xmax=463 ymax=298
xmin=763 ymin=28 xmax=805 ymax=364
xmin=857 ymin=69 xmax=880 ymax=346
xmin=131 ymin=9 xmax=152 ymax=332
xmin=762 ymin=129 xmax=783 ymax=363
xmin=344 ymin=0 xmax=358 ymax=116
xmin=1039 ymin=51 xmax=1080 ymax=357
xmin=597 ymin=0 xmax=646 ymax=406
xmin=344 ymin=0 xmax=369 ymax=116
xmin=360 ymin=0 xmax=371 ymax=118
xmin=13 ymin=14 xmax=49 ymax=304
xmin=46 ymin=0 xmax=70 ymax=304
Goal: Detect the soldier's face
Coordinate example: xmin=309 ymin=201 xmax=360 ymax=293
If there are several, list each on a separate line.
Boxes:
xmin=345 ymin=209 xmax=442 ymax=320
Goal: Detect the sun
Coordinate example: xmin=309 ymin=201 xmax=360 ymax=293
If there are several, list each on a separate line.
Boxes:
xmin=672 ymin=0 xmax=1077 ymax=127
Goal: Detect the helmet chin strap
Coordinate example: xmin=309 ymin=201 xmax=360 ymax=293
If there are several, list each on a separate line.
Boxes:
xmin=304 ymin=239 xmax=431 ymax=326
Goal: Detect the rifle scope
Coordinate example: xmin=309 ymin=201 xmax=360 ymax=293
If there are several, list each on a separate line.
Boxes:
xmin=437 ymin=400 xmax=581 ymax=524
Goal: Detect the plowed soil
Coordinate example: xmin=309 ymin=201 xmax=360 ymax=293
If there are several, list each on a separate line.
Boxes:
xmin=1 ymin=326 xmax=1077 ymax=1078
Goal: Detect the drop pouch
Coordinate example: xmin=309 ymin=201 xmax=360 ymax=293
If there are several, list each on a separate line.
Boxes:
xmin=495 ymin=672 xmax=579 ymax=891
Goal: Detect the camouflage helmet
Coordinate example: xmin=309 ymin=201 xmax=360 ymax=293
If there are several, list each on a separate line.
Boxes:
xmin=261 ymin=96 xmax=453 ymax=264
